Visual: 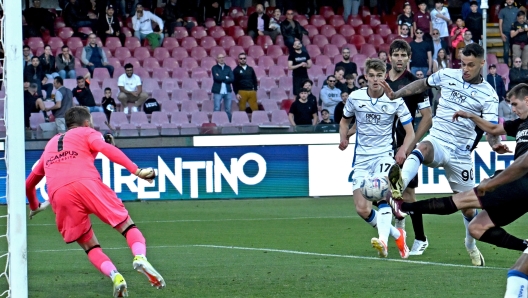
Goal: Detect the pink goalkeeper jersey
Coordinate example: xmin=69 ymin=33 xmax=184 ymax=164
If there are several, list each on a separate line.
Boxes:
xmin=31 ymin=127 xmax=138 ymax=198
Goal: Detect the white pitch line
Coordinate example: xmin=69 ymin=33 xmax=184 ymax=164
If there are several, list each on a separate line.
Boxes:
xmin=10 ymin=216 xmax=358 ymax=227
xmin=26 ymin=244 xmax=508 ymax=270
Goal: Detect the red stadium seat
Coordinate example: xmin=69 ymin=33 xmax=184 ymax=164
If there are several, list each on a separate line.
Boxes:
xmin=360 ymin=43 xmax=377 ymax=57
xmin=208 ymin=26 xmax=226 ymax=41
xmin=487 ymin=54 xmax=499 ymax=66
xmin=327 ymin=15 xmax=346 ymax=30
xmin=93 ymin=68 xmax=111 ymax=81
xmin=204 ymin=18 xmax=217 ymax=29
xmin=143 ymin=57 xmax=160 ymax=73
xmin=180 ymin=37 xmax=198 ymax=53
xmin=190 ymin=26 xmax=207 ymax=40
xmin=312 ymin=35 xmax=329 ymax=49
xmin=221 ymin=16 xmax=236 ymax=29
xmin=257 ymin=56 xmax=275 ymax=71
xmin=224 ymin=57 xmax=237 ymax=69
xmin=219 ymin=36 xmax=236 ymax=50
xmin=57 ymin=27 xmax=74 ymax=41
xmin=308 ymin=65 xmax=324 ymax=77
xmin=237 ymin=36 xmax=254 ymax=50
xmin=181 ymin=58 xmax=199 ymax=73
xmin=66 ymin=37 xmax=83 ymax=52
xmin=162 ymin=37 xmax=179 ymax=50
xmin=319 ymin=25 xmax=337 ymax=39
xmin=47 ymin=37 xmax=64 ymax=52
xmin=266 ymin=45 xmax=284 ymax=60
xmin=265 ymin=6 xmax=276 ymax=16
xmin=259 ymin=77 xmax=277 ymax=92
xmin=304 ymin=25 xmax=319 ymax=38
xmin=383 ymin=14 xmax=398 ymax=26
xmin=153 ymin=47 xmax=170 ymax=62
xmin=358 ymin=25 xmax=374 ymax=38
xmin=105 ymin=37 xmax=122 ymax=53
xmin=349 ymin=35 xmax=366 ymax=50
xmin=78 ymin=27 xmax=93 ymax=36
xmin=378 ymin=43 xmax=390 ymax=56
xmin=173 ymin=27 xmax=189 ymax=41
xmin=246 ymin=56 xmax=257 ymax=67
xmin=191 ymin=89 xmax=209 ymax=102
xmin=27 ymin=37 xmax=44 ymax=50
xmin=228 ymin=6 xmax=244 ymax=18
xmin=162 ymin=57 xmax=179 ymax=73
xmin=330 ymin=34 xmax=347 ymax=49
xmin=200 ymin=57 xmax=217 ymax=70
xmin=277 ymin=55 xmax=289 ymax=71
xmin=309 ymin=15 xmax=327 ymax=28
xmin=209 ymin=46 xmax=227 ymax=59
xmin=172 ymin=68 xmax=189 ymax=84
xmin=252 ymin=65 xmax=266 ymax=78
xmin=54 ymin=17 xmax=66 ymax=31
xmin=377 ymin=24 xmax=393 ymax=40
xmin=133 ymin=47 xmax=151 ymax=61
xmin=248 ymin=45 xmax=265 ymax=59
xmin=182 ymin=78 xmax=199 ymax=91
xmin=367 ymin=34 xmax=385 ymax=50
xmin=200 ymin=36 xmax=217 ymax=52
xmin=228 ymin=45 xmax=245 ymax=58
xmin=269 ymin=65 xmax=286 ymax=78
xmin=319 ymin=6 xmax=335 ymax=19
xmin=348 ymin=16 xmax=363 ymax=30
xmin=293 ymin=15 xmax=309 ymax=26
xmin=323 ymin=44 xmax=340 ymax=58
xmin=190 ymin=47 xmax=208 ymax=60
xmin=120 ymin=27 xmax=132 ymax=37
xmin=338 ymin=24 xmax=356 ymax=38
xmin=352 ymin=54 xmax=367 ymax=68
xmin=114 ymin=47 xmax=131 ymax=64
xmin=306 ymin=44 xmax=322 ymax=57
xmin=237 ymin=16 xmax=249 ymax=30
xmin=385 ymin=34 xmax=401 ymax=44
xmin=123 ymin=57 xmax=141 ymax=69
xmin=107 ymin=57 xmax=121 ymax=69
xmin=124 ymin=37 xmax=141 ymax=51
xmin=256 ymin=35 xmax=273 ymax=49
xmin=228 ymin=26 xmax=246 ymax=41
xmin=365 ymin=15 xmax=381 ymax=29
xmin=314 ymin=55 xmax=333 ymax=70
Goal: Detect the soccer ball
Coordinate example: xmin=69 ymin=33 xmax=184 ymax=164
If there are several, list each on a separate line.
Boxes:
xmin=361 ymin=175 xmax=390 ymax=202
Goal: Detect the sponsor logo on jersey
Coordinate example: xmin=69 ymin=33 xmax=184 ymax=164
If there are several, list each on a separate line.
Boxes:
xmin=46 ymin=150 xmax=79 ymax=166
xmin=366 ymin=113 xmax=381 ymax=124
xmin=448 ymin=90 xmax=467 ymax=103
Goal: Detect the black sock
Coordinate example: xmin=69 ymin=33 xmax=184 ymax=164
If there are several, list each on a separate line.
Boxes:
xmin=479 ymin=227 xmax=528 ymax=251
xmin=401 ymin=196 xmax=458 ymax=215
xmin=42 ymin=110 xmax=48 ymax=118
xmin=410 ymin=213 xmax=426 ymax=241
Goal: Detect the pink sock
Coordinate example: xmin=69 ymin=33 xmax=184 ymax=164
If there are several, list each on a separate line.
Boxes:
xmin=87 ymin=247 xmax=117 ymax=277
xmin=126 ymin=227 xmax=146 ymax=256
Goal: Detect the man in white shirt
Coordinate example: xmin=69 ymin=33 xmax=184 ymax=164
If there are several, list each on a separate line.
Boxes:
xmin=132 ymin=3 xmax=164 ymax=44
xmin=117 ymin=63 xmax=149 ymax=114
xmin=430 ymin=0 xmax=452 ymax=42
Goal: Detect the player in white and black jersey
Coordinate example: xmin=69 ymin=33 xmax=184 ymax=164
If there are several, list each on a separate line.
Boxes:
xmin=380 ymin=43 xmax=501 ymax=266
xmin=339 ymin=59 xmax=415 ymax=259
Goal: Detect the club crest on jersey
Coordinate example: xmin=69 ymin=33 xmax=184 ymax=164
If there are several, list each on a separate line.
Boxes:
xmin=471 ymin=91 xmax=477 ymax=97
xmin=449 ymin=90 xmax=467 ymax=103
xmin=366 ymin=113 xmax=381 ymax=124
xmin=381 ymin=105 xmax=388 ymax=113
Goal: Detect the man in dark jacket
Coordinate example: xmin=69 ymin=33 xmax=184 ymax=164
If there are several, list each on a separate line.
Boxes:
xmin=248 ymin=4 xmax=279 ymax=43
xmin=63 ymin=0 xmax=97 ymax=31
xmin=97 ymin=5 xmax=125 ymax=44
xmin=24 ymin=83 xmax=47 ymax=128
xmin=200 ymin=0 xmax=223 ymax=25
xmin=211 ymin=53 xmax=235 ymax=120
xmin=24 ymin=57 xmax=53 ymax=99
xmin=233 ymin=52 xmax=259 ymax=113
xmin=72 ymin=76 xmax=104 ymax=113
xmin=56 ymin=45 xmax=77 ymax=79
xmin=81 ymin=34 xmax=114 ymax=78
xmin=464 ymin=1 xmax=483 ymax=44
xmin=163 ymin=0 xmax=195 ymax=36
xmin=487 ymin=64 xmax=506 ymax=101
xmin=280 ymin=9 xmax=308 ymax=53
xmin=39 ymin=45 xmax=59 ymax=81
xmin=509 ymin=57 xmax=528 ymax=90
xmin=24 ymin=0 xmax=56 ymax=37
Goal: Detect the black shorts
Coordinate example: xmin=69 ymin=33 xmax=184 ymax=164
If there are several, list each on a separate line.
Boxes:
xmin=292 ymin=76 xmax=307 ymax=96
xmin=476 ymin=171 xmax=528 ymax=227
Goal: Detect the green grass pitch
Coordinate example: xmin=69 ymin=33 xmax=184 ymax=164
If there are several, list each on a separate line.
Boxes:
xmin=1 ymin=195 xmax=526 ymax=297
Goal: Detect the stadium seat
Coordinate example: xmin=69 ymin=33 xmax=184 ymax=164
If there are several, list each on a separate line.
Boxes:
xmin=118 ymin=123 xmax=139 ymax=137
xmin=487 ymin=54 xmax=499 ymax=66
xmin=93 ymin=68 xmax=111 ymax=81
xmin=306 ymin=44 xmax=322 ymax=57
xmin=181 ymin=58 xmax=199 ymax=74
xmin=191 ymin=111 xmax=210 ymax=125
xmin=123 ymin=57 xmax=141 ymax=69
xmin=269 ymin=65 xmax=286 ymax=78
xmin=365 ymin=15 xmax=381 ymax=29
xmin=358 ymin=25 xmax=374 ymax=38
xmin=162 ymin=37 xmax=179 ymax=50
xmin=130 ymin=112 xmax=149 ymax=126
xmin=90 ymin=112 xmax=107 ymax=130
xmin=384 ymin=34 xmax=401 ymax=44
xmin=349 ymin=35 xmax=366 ymax=50
xmin=319 ymin=25 xmax=337 ymax=39
xmin=152 ymin=67 xmax=170 ymax=83
xmin=237 ymin=36 xmax=254 ymax=51
xmin=275 ymin=103 xmax=292 ymax=116
xmin=259 ymin=77 xmax=277 ymax=92
xmin=376 ymin=24 xmax=393 ymax=39
xmin=330 ymin=34 xmax=347 ymax=49
xmin=351 ymin=54 xmax=368 ymax=68
xmin=269 ymin=88 xmax=288 ymax=101
xmin=161 ymin=78 xmax=177 ymax=92
xmin=367 ymin=34 xmax=385 ymax=50
xmin=182 ymin=78 xmax=199 ymax=91
xmin=248 ymin=45 xmax=265 ymax=59
xmin=54 ymin=17 xmax=66 ymax=31
xmin=314 ymin=55 xmax=333 ymax=71
xmin=251 ymin=110 xmax=270 ymax=125
xmin=271 ymin=109 xmax=290 ymax=126
xmin=57 ymin=27 xmax=74 ymax=41
xmin=162 ymin=57 xmax=179 ymax=74
xmin=104 ymin=37 xmax=122 ymax=54
xmin=190 ymin=26 xmax=207 ymax=40
xmin=256 ymin=56 xmax=274 ymax=71
xmin=253 ymin=65 xmax=266 ymax=79
xmin=171 ymin=47 xmax=189 ymax=63
xmin=200 ymin=57 xmax=217 ymax=71
xmin=200 ymin=36 xmax=217 ymax=52
xmin=152 ymin=89 xmax=170 ymax=103
xmin=191 ymin=67 xmax=209 ymax=82
xmin=319 ymin=6 xmax=335 ymax=18
xmin=256 ymin=35 xmax=273 ymax=49
xmin=257 ymin=88 xmax=269 ymax=101
xmin=237 ymin=16 xmax=249 ymax=30
xmin=191 ymin=89 xmax=209 ymax=102
xmin=246 ymin=6 xmax=257 ymax=16
xmin=150 ymin=111 xmax=170 ymax=127
xmin=278 ymin=76 xmax=292 ymax=95
xmin=228 ymin=111 xmax=250 ymax=126
xmin=124 ymin=37 xmax=141 ymax=51
xmin=323 ymin=44 xmax=340 ymax=58
xmin=171 ymin=111 xmax=190 ymax=124
xmin=261 ymin=100 xmax=279 ymax=112
xmin=209 ymin=46 xmax=227 ymax=59
xmin=266 ymin=45 xmax=284 ymax=60
xmin=360 ymin=43 xmax=377 ymax=57
xmin=133 ymin=47 xmax=151 ymax=62
xmin=308 ymin=65 xmax=324 ymax=77
xmin=181 ymin=37 xmax=198 ymax=53
xmin=173 ymin=26 xmax=189 ymax=41
xmin=139 ymin=123 xmax=159 ymax=136
xmin=200 ymin=79 xmax=213 ymax=92
xmin=110 ymin=112 xmax=129 ymax=128
xmin=496 ymin=63 xmax=509 ymax=77
xmin=309 ymin=15 xmax=327 ymax=28
xmin=141 ymin=78 xmax=159 ymax=95
xmin=208 ymin=26 xmax=226 ymax=41
xmin=224 ymin=57 xmax=237 ymax=69
xmin=304 ymin=25 xmax=319 ymax=39
xmin=78 ymin=26 xmax=93 ymax=36
xmin=121 ymin=27 xmax=133 ymax=37
xmin=203 ymin=18 xmax=217 ymax=29
xmin=47 ymin=37 xmax=64 ymax=52
xmin=327 ymin=15 xmax=345 ymax=30
xmin=228 ymin=26 xmax=246 ymax=41
xmin=199 ymin=100 xmax=213 ymax=113
xmin=162 ymin=100 xmax=180 ymax=113
xmin=312 ymin=35 xmax=329 ymax=49
xmin=219 ymin=36 xmax=236 ymax=51
xmin=66 ymin=37 xmax=83 ymax=52
xmin=293 ymin=14 xmax=309 ymax=26
xmin=211 ymin=111 xmax=230 ymax=126
xmin=228 ymin=45 xmax=245 ymax=58
xmin=221 ymin=16 xmax=236 ymax=29
xmin=277 ymin=56 xmax=289 ymax=71
xmin=338 ymin=25 xmax=356 ymax=38
xmin=228 ymin=6 xmax=244 ymax=18
xmin=190 ymin=47 xmax=208 ymax=61
xmin=180 ymin=100 xmax=198 ymax=114
xmin=153 ymin=47 xmax=170 ymax=62
xmin=347 ymin=16 xmax=363 ymax=30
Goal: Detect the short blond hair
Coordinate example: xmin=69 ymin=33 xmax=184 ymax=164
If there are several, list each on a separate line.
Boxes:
xmin=364 ymin=58 xmax=386 ymax=74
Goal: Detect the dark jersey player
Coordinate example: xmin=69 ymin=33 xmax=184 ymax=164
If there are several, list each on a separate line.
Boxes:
xmin=385 ymin=40 xmax=433 ymax=255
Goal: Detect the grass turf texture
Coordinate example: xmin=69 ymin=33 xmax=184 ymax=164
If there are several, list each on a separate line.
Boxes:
xmin=1 ymin=195 xmax=525 ymax=297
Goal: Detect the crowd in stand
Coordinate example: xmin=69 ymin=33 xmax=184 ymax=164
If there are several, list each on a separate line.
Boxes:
xmin=20 ymin=0 xmax=526 ymax=136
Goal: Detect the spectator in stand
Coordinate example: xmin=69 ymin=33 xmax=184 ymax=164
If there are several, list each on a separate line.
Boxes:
xmin=211 ymin=53 xmax=235 ymax=120
xmin=499 ymin=96 xmax=519 ymax=121
xmin=433 ymin=48 xmax=450 ymax=72
xmin=63 ymin=0 xmax=98 ymax=31
xmin=343 ymin=0 xmax=361 ymax=22
xmin=201 ymin=0 xmax=223 ymax=25
xmin=511 ymin=11 xmax=528 ymax=69
xmin=81 ymin=34 xmax=114 ymax=78
xmin=465 ymin=1 xmax=483 ymax=45
xmin=334 ymin=66 xmax=347 ymax=91
xmin=248 ymin=4 xmax=279 ymax=43
xmin=39 ymin=45 xmax=60 ymax=81
xmin=302 ymin=79 xmax=318 ymax=106
xmin=320 ymin=109 xmax=334 ymax=124
xmin=269 ymin=8 xmax=282 ymax=34
xmin=487 ymin=64 xmax=506 ymax=101
xmin=46 ymin=77 xmax=73 ymax=133
xmin=410 ymin=28 xmax=433 ymax=76
xmin=24 ymin=56 xmax=53 ymax=99
xmin=414 ymin=0 xmax=432 ymax=39
xmin=431 ymin=28 xmax=450 ymax=59
xmin=357 ymin=75 xmax=367 ymax=88
xmin=378 ymin=51 xmax=392 ymax=72
xmin=133 ymin=3 xmax=164 ymax=44
xmin=97 ymin=5 xmax=126 ymax=45
xmin=333 ymin=90 xmax=349 ymax=125
xmin=288 ymin=40 xmax=312 ymax=96
xmin=500 ymin=0 xmax=520 ymax=66
xmin=398 ymin=2 xmax=414 ymax=39
xmin=117 ymin=63 xmax=149 ymax=114
xmin=72 ymin=76 xmax=104 ymax=113
xmin=288 ymin=88 xmax=318 ymax=128
xmin=102 ymin=87 xmax=117 ymax=121
xmin=23 ymin=45 xmax=33 ymax=68
xmin=23 ymin=0 xmax=56 ymax=37
xmin=233 ymin=53 xmax=259 ymax=113
xmin=398 ymin=24 xmax=413 ymax=43
xmin=415 ymin=69 xmax=434 ymax=103
xmin=454 ymin=31 xmax=474 ymax=65
xmin=334 ymin=47 xmax=357 ymax=80
xmin=319 ymin=75 xmax=342 ymax=121
xmin=164 ymin=0 xmax=195 ymax=37
xmin=280 ymin=9 xmax=308 ymax=53
xmin=24 ymin=83 xmax=47 ymax=128
xmin=509 ymin=58 xmax=528 ymax=90
xmin=431 ymin=0 xmax=452 ymax=44
xmin=450 ymin=17 xmax=467 ymax=51
xmin=56 ymin=45 xmax=77 ymax=79
xmin=345 ymin=74 xmax=357 ymax=93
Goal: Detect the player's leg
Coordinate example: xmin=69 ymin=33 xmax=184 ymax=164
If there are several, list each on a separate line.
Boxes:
xmin=469 ymin=210 xmax=528 ymax=252
xmin=395 ymin=188 xmax=481 ymax=215
xmin=352 ymin=188 xmax=388 ymax=257
xmin=505 ymin=251 xmax=528 ymax=298
xmin=402 ymin=185 xmax=429 ymax=256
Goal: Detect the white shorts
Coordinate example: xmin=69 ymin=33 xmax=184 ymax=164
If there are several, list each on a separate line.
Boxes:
xmin=422 ymin=135 xmax=474 ymax=192
xmin=352 ymin=152 xmax=395 ymax=191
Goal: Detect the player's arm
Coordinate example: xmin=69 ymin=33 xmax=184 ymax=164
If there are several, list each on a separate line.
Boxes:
xmin=339 ymin=116 xmax=353 ymax=150
xmin=397 ymin=122 xmax=415 ymax=165
xmin=477 ymin=151 xmax=528 ymax=195
xmin=380 ymin=79 xmax=429 ymax=100
xmin=90 ymin=137 xmax=139 ymax=174
xmin=452 ymin=110 xmax=507 ymax=135
xmin=413 ymin=107 xmax=432 ymax=150
xmin=25 ymin=158 xmax=44 ymax=211
xmin=347 ymin=122 xmax=357 ymax=139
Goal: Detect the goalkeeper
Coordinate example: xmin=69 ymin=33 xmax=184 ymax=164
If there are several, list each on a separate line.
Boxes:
xmin=25 ymin=106 xmax=164 ymax=297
